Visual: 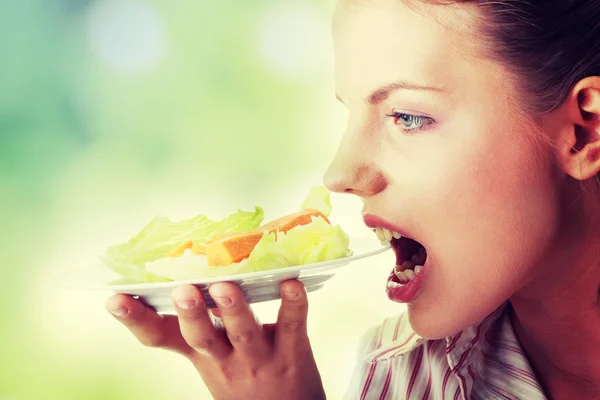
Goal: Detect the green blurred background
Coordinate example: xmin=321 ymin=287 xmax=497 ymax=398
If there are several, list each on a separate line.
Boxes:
xmin=0 ymin=0 xmax=402 ymax=398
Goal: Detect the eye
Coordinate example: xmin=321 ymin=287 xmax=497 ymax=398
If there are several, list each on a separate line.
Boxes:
xmin=385 ymin=111 xmax=435 ymax=132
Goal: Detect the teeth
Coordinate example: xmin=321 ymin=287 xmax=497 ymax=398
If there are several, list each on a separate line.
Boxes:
xmin=393 ymin=263 xmax=424 ymax=284
xmin=394 ymin=269 xmax=408 ymax=282
xmin=383 ymin=228 xmax=393 ymax=242
xmin=374 ymin=227 xmax=402 ymax=243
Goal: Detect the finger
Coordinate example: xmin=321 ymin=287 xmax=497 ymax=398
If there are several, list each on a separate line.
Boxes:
xmin=208 ymin=282 xmax=271 ymax=360
xmin=274 ymin=280 xmax=310 ymax=356
xmin=171 ymin=285 xmax=231 ymax=360
xmin=105 ymin=294 xmax=195 ymax=358
xmin=210 ymin=308 xmax=222 ymax=319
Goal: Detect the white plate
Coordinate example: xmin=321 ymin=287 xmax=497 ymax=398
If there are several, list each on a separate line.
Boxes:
xmin=58 ymin=237 xmax=391 ymax=313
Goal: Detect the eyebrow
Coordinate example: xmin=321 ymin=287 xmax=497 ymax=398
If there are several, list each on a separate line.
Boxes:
xmin=336 ymin=80 xmax=446 ymax=105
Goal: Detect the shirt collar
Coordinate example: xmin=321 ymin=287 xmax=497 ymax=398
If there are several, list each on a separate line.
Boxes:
xmin=364 ymin=303 xmax=508 ymax=364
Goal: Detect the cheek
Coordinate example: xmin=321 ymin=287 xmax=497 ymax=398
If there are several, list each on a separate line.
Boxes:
xmin=405 ymin=126 xmax=560 ymax=339
xmin=421 ymin=122 xmax=559 ymax=278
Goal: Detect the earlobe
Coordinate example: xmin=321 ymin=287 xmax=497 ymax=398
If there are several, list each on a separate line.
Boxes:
xmin=557 ymin=78 xmax=600 ymax=181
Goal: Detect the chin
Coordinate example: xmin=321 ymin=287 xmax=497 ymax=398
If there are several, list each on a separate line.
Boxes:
xmin=406 ymin=304 xmax=484 ymax=340
xmin=407 ymin=312 xmax=457 ymax=340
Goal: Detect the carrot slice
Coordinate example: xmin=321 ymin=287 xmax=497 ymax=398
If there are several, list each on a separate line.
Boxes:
xmin=206 ymin=209 xmax=328 ymax=266
xmin=164 ymin=239 xmax=194 ymax=257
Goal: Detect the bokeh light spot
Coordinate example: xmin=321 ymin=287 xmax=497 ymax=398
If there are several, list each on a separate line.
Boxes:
xmin=256 ymin=1 xmax=332 ymax=81
xmin=86 ymin=0 xmax=166 ymax=72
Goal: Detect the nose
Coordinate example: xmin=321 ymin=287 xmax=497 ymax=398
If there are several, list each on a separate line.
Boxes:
xmin=323 ymin=126 xmax=387 ymax=197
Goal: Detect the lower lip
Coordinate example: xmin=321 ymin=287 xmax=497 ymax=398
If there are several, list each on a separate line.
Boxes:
xmin=385 ymin=263 xmax=428 ymax=303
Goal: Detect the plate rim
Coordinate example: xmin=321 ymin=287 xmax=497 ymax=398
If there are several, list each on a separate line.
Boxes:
xmin=60 ymin=240 xmax=391 ymax=292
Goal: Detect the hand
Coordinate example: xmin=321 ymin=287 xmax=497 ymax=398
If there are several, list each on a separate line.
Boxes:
xmin=105 ymin=280 xmax=326 ymax=400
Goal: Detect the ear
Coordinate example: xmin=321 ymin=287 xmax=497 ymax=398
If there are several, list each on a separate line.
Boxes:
xmin=554 ymin=76 xmax=600 ymax=181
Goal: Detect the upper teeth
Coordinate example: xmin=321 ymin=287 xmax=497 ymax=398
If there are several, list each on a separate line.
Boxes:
xmin=375 ymin=227 xmax=402 ymax=242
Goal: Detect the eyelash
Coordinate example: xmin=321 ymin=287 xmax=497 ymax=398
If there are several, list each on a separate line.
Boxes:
xmin=385 ymin=111 xmax=435 ymax=133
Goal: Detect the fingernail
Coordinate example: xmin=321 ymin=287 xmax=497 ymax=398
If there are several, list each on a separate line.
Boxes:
xmin=175 ymin=299 xmax=197 ymax=310
xmin=213 ymin=296 xmax=232 ymax=307
xmin=283 ymin=291 xmax=299 ymax=301
xmin=109 ymin=307 xmax=128 ymax=317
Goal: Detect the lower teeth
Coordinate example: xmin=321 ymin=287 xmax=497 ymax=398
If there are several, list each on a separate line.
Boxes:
xmin=394 ymin=264 xmax=423 ymax=283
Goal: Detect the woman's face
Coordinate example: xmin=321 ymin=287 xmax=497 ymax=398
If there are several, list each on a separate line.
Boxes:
xmin=325 ymin=0 xmax=562 ymax=339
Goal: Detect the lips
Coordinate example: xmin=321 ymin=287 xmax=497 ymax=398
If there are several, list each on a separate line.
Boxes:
xmin=363 ymin=214 xmax=412 ymax=239
xmin=363 ymin=213 xmax=429 ymax=303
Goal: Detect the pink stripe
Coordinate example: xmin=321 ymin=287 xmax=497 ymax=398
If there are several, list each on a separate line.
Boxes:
xmin=371 ymin=333 xmax=416 ymax=360
xmin=360 ymin=363 xmax=378 ymax=400
xmin=486 ymin=385 xmax=514 ymax=400
xmin=485 ymin=328 xmax=526 ymax=356
xmin=483 ymin=352 xmax=536 ymax=381
xmin=467 ymin=364 xmax=477 ymax=397
xmin=392 ymin=313 xmax=403 ymax=341
xmin=452 ymin=323 xmax=483 ymax=372
xmin=406 ymin=345 xmax=424 ymax=399
xmin=360 ymin=322 xmax=386 ymax=400
xmin=467 ymin=365 xmax=476 ymax=381
xmin=441 ymin=365 xmax=452 ymax=400
xmin=377 ymin=319 xmax=387 ymax=348
xmin=496 ymin=341 xmax=525 ymax=355
xmin=450 ymin=349 xmax=470 ymax=373
xmin=457 ymin=372 xmax=468 ymax=398
xmin=445 ymin=331 xmax=462 ymax=354
xmin=453 ymin=386 xmax=461 ymax=400
xmin=370 ymin=314 xmax=404 ymax=360
xmin=420 ymin=341 xmax=434 ymax=400
xmin=481 ymin=352 xmax=540 ymax=388
xmin=471 ymin=323 xmax=483 ymax=345
xmin=453 ymin=325 xmax=484 ymax=400
xmin=378 ymin=363 xmax=393 ymax=400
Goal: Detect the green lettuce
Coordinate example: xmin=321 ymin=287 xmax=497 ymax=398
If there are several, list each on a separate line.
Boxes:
xmin=101 ymin=207 xmax=264 ymax=282
xmin=300 ymin=186 xmax=332 ymax=217
xmin=246 ymin=216 xmax=352 ymax=271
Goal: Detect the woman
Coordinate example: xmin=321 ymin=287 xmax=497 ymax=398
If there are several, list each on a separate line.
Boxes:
xmin=105 ymin=0 xmax=600 ymax=398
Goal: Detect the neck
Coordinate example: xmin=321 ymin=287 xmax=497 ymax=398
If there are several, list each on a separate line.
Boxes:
xmin=510 ymin=292 xmax=600 ymax=399
xmin=510 ymin=178 xmax=600 ymax=400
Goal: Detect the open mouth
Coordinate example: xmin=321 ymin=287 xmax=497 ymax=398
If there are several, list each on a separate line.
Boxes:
xmin=374 ymin=227 xmax=428 ymax=284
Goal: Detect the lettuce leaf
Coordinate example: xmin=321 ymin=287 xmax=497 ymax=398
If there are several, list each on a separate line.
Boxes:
xmin=101 ymin=186 xmax=346 ymax=283
xmin=101 ymin=207 xmax=264 ymax=282
xmin=300 ymin=186 xmax=332 ymax=217
xmin=246 ymin=216 xmax=352 ymax=271
xmin=144 ymin=217 xmax=351 ymax=280
xmin=144 ymin=250 xmax=256 ymax=281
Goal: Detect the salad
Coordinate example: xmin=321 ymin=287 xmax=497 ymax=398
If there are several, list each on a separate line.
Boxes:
xmin=100 ymin=186 xmax=352 ymax=283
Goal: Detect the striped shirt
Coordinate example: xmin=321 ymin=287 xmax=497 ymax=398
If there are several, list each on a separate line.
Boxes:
xmin=344 ymin=303 xmax=548 ymax=400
